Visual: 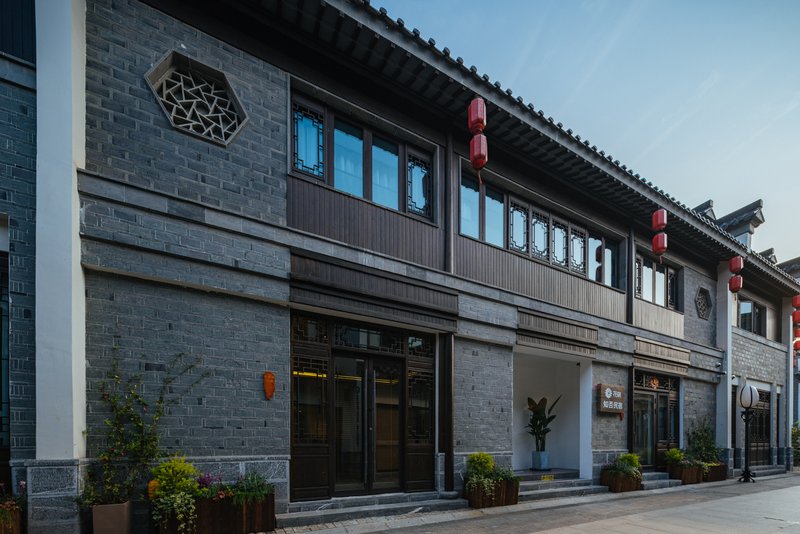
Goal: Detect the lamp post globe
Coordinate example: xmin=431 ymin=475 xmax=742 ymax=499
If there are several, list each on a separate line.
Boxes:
xmin=738 ymin=384 xmax=759 ymax=483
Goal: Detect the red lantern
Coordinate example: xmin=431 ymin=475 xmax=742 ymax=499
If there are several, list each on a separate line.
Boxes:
xmin=470 ymin=133 xmax=488 ymax=170
xmin=652 ymin=232 xmax=667 ymax=256
xmin=728 ymin=274 xmax=743 ymax=293
xmin=794 ymin=310 xmax=800 ymax=324
xmin=729 ymin=256 xmax=744 ymax=274
xmin=794 ymin=327 xmax=800 ymax=339
xmin=795 ymin=339 xmax=800 ymax=351
xmin=651 ymin=209 xmax=667 ymax=232
xmin=793 ymin=294 xmax=800 ymax=309
xmin=468 ymin=97 xmax=487 ymax=135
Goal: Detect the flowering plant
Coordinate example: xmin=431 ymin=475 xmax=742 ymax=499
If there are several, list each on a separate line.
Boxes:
xmin=0 ymin=480 xmax=25 ymax=527
xmin=148 ymin=456 xmax=200 ymax=534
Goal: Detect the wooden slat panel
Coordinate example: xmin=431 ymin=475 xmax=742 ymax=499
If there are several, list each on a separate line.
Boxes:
xmin=633 ymin=299 xmax=684 ymax=338
xmin=454 ymin=236 xmax=625 ymax=322
xmin=288 ymin=177 xmax=444 ymax=270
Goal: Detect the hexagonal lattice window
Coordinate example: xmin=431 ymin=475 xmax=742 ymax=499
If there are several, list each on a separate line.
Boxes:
xmin=145 ymin=50 xmax=247 ymax=146
xmin=695 ymin=288 xmax=712 ymax=320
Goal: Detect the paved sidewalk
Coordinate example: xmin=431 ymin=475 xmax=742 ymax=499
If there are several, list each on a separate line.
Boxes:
xmin=274 ymin=473 xmax=800 ymax=533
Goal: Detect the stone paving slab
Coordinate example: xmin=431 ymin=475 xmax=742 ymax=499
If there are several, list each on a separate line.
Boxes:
xmin=271 ymin=473 xmax=800 ymax=534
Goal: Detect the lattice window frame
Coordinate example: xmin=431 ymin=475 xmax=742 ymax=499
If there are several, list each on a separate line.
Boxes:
xmin=145 ymin=50 xmax=248 ymax=147
xmin=695 ymin=287 xmax=712 ymax=320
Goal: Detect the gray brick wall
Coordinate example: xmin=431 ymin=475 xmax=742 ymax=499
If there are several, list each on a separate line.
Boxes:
xmin=85 ymin=272 xmax=290 ymax=457
xmin=0 ymin=77 xmax=36 ymax=459
xmin=85 ymin=0 xmax=287 ymax=225
xmin=682 ymin=379 xmax=716 ymax=443
xmin=732 ymin=330 xmax=786 ymax=385
xmin=591 ymin=363 xmax=629 ymax=451
xmin=453 ymin=338 xmax=512 ymax=454
xmin=683 ymin=267 xmax=716 ymax=347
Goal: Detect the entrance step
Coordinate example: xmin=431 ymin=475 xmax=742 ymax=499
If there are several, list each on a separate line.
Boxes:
xmin=516 ymin=468 xmax=580 ymax=482
xmin=640 ymin=470 xmax=682 ymax=490
xmin=519 ymin=482 xmax=608 ymax=502
xmin=743 ymin=465 xmax=787 ymax=477
xmin=279 ymin=493 xmax=467 ymax=528
xmin=519 ymin=477 xmax=593 ymax=492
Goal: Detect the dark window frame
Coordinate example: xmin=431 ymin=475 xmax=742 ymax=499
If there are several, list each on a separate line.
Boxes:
xmin=635 ymin=253 xmax=679 ymax=310
xmin=737 ymin=297 xmax=766 ymax=336
xmin=458 ymin=175 xmax=620 ymax=289
xmin=291 ymin=94 xmax=435 ymax=222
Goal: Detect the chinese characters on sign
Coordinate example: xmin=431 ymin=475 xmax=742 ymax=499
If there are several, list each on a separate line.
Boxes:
xmin=597 ymin=384 xmax=625 ymax=414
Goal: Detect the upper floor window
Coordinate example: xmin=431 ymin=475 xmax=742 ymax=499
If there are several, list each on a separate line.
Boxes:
xmin=292 ymin=96 xmax=433 ymax=220
xmin=635 ymin=254 xmax=678 ymax=309
xmin=737 ymin=298 xmax=765 ymax=336
xmin=0 ymin=1 xmax=35 ymax=63
xmin=459 ymin=175 xmax=620 ymax=289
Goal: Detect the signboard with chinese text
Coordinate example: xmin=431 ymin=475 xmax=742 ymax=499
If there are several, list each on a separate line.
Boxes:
xmin=597 ymin=384 xmax=625 ymax=414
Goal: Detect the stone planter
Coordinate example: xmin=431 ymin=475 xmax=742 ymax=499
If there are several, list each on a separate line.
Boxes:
xmin=92 ymin=501 xmax=131 ymax=534
xmin=531 ymin=451 xmax=550 ymax=471
xmin=704 ymin=463 xmax=728 ymax=482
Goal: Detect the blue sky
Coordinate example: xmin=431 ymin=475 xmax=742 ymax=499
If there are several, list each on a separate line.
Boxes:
xmin=374 ymin=0 xmax=800 ymax=262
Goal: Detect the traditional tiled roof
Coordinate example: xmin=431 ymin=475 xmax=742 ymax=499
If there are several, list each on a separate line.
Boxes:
xmin=715 ymin=199 xmax=765 ymax=232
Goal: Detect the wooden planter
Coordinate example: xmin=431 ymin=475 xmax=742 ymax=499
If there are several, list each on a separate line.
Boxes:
xmin=668 ymin=465 xmax=702 ymax=485
xmin=501 ymin=480 xmax=519 ymax=505
xmin=0 ymin=508 xmax=22 ymax=534
xmin=704 ymin=463 xmax=728 ymax=482
xmin=92 ymin=501 xmax=131 ymax=534
xmin=603 ymin=471 xmax=641 ymax=493
xmin=154 ymin=494 xmax=275 ymax=534
xmin=236 ymin=494 xmax=276 ymax=533
xmin=196 ymin=499 xmax=236 ymax=534
xmin=465 ymin=480 xmax=519 ymax=509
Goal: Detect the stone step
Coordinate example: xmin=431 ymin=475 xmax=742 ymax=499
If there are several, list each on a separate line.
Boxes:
xmin=519 ymin=478 xmax=592 ymax=492
xmin=641 ymin=471 xmax=670 ymax=481
xmin=287 ymin=491 xmax=442 ymax=513
xmin=519 ymin=484 xmax=608 ymax=502
xmin=641 ymin=478 xmax=682 ymax=490
xmin=741 ymin=466 xmax=786 ymax=477
xmin=278 ymin=497 xmax=468 ymax=528
xmin=515 ymin=468 xmax=580 ymax=482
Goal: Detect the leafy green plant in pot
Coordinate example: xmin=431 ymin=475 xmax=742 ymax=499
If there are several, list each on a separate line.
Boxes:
xmin=603 ymin=453 xmax=642 ymax=493
xmin=526 ymin=395 xmax=561 ymax=471
xmin=148 ymin=456 xmax=201 ymax=534
xmin=687 ymin=420 xmax=727 ymax=482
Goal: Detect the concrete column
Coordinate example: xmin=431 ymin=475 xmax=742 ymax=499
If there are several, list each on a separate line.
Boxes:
xmin=578 ymin=362 xmax=592 ymax=479
xmin=34 ymin=0 xmax=86 ymax=460
xmin=715 ymin=262 xmax=733 ymax=452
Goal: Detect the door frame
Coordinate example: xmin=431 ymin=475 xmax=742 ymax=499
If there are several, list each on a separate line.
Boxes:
xmin=631 ymin=369 xmax=680 ymax=469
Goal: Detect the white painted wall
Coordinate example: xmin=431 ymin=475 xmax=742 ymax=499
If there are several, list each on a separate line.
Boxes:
xmin=34 ymin=0 xmax=87 ymax=459
xmin=512 ymin=353 xmax=580 ymax=471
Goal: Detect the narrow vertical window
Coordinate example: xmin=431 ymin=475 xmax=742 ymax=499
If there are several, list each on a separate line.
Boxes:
xmin=570 ymin=228 xmax=586 ymax=274
xmin=333 ymin=119 xmax=364 ymax=197
xmin=604 ymin=243 xmax=617 ymax=288
xmin=293 ymin=104 xmax=324 ymax=177
xmin=635 ymin=257 xmax=643 ymax=297
xmin=531 ymin=211 xmax=549 ymax=260
xmin=371 ymin=136 xmax=399 ymax=210
xmin=739 ymin=300 xmax=753 ymax=331
xmin=642 ymin=258 xmax=654 ymax=302
xmin=485 ymin=187 xmax=505 ymax=247
xmin=667 ymin=269 xmax=677 ymax=308
xmin=460 ymin=177 xmax=480 ymax=239
xmin=654 ymin=263 xmax=666 ymax=306
xmin=509 ymin=203 xmax=529 ymax=253
xmin=407 ymin=155 xmax=431 ymax=218
xmin=552 ymin=221 xmax=568 ymax=267
xmin=588 ymin=236 xmax=603 ymax=282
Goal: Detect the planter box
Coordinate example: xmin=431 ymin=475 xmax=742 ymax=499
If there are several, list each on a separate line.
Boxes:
xmin=465 ymin=480 xmax=519 ymax=509
xmin=0 ymin=508 xmax=22 ymax=534
xmin=602 ymin=471 xmax=641 ymax=493
xmin=196 ymin=499 xmax=236 ymax=534
xmin=236 ymin=494 xmax=276 ymax=533
xmin=93 ymin=501 xmax=131 ymax=534
xmin=704 ymin=463 xmax=728 ymax=482
xmin=501 ymin=480 xmax=519 ymax=505
xmin=668 ymin=465 xmax=702 ymax=485
xmin=154 ymin=494 xmax=275 ymax=534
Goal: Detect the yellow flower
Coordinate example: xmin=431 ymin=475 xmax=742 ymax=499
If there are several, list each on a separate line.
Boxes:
xmin=147 ymin=479 xmax=160 ymax=500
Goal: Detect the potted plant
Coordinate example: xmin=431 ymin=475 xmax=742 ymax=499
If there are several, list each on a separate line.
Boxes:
xmin=527 ymin=395 xmax=561 ymax=470
xmin=493 ymin=467 xmax=521 ymax=506
xmin=462 ymin=453 xmax=520 ymax=508
xmin=231 ymin=472 xmax=275 ymax=533
xmin=688 ymin=421 xmax=727 ymax=482
xmin=195 ymin=473 xmax=236 ymax=534
xmin=0 ymin=480 xmax=25 ymax=534
xmin=148 ymin=456 xmax=201 ymax=534
xmin=80 ymin=354 xmax=207 ymax=534
xmin=664 ymin=448 xmax=701 ymax=484
xmin=601 ymin=453 xmax=642 ymax=493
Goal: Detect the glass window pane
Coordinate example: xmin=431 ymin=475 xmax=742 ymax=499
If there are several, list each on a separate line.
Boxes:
xmin=570 ymin=229 xmax=586 ymax=273
xmin=485 ymin=187 xmax=504 ymax=247
xmin=531 ymin=211 xmax=549 ymax=260
xmin=293 ymin=105 xmax=324 ymax=177
xmin=552 ymin=221 xmax=568 ymax=267
xmin=588 ymin=236 xmax=603 ymax=282
xmin=460 ymin=177 xmax=480 ymax=238
xmin=371 ymin=136 xmax=399 ymax=209
xmin=739 ymin=301 xmax=753 ymax=331
xmin=509 ymin=203 xmax=528 ymax=253
xmin=753 ymin=305 xmax=763 ymax=335
xmin=407 ymin=155 xmax=432 ymax=218
xmin=667 ymin=269 xmax=677 ymax=308
xmin=604 ymin=244 xmax=617 ymax=288
xmin=334 ymin=119 xmax=363 ymax=197
xmin=655 ymin=263 xmax=666 ymax=306
xmin=642 ymin=259 xmax=654 ymax=302
xmin=292 ymin=356 xmax=328 ymax=444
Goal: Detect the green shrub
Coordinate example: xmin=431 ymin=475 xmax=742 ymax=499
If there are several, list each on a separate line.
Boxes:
xmin=616 ymin=453 xmax=641 ymax=470
xmin=149 ymin=456 xmax=201 ymax=534
xmin=687 ymin=421 xmax=723 ymax=464
xmin=231 ymin=472 xmax=274 ymax=507
xmin=664 ymin=448 xmax=685 ymax=466
xmin=792 ymin=422 xmax=800 ymax=467
xmin=465 ymin=452 xmax=495 ymax=478
xmin=607 ymin=454 xmax=642 ymax=481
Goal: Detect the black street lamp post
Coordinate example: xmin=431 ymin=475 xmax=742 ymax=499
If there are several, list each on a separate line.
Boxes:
xmin=738 ymin=384 xmax=759 ymax=483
